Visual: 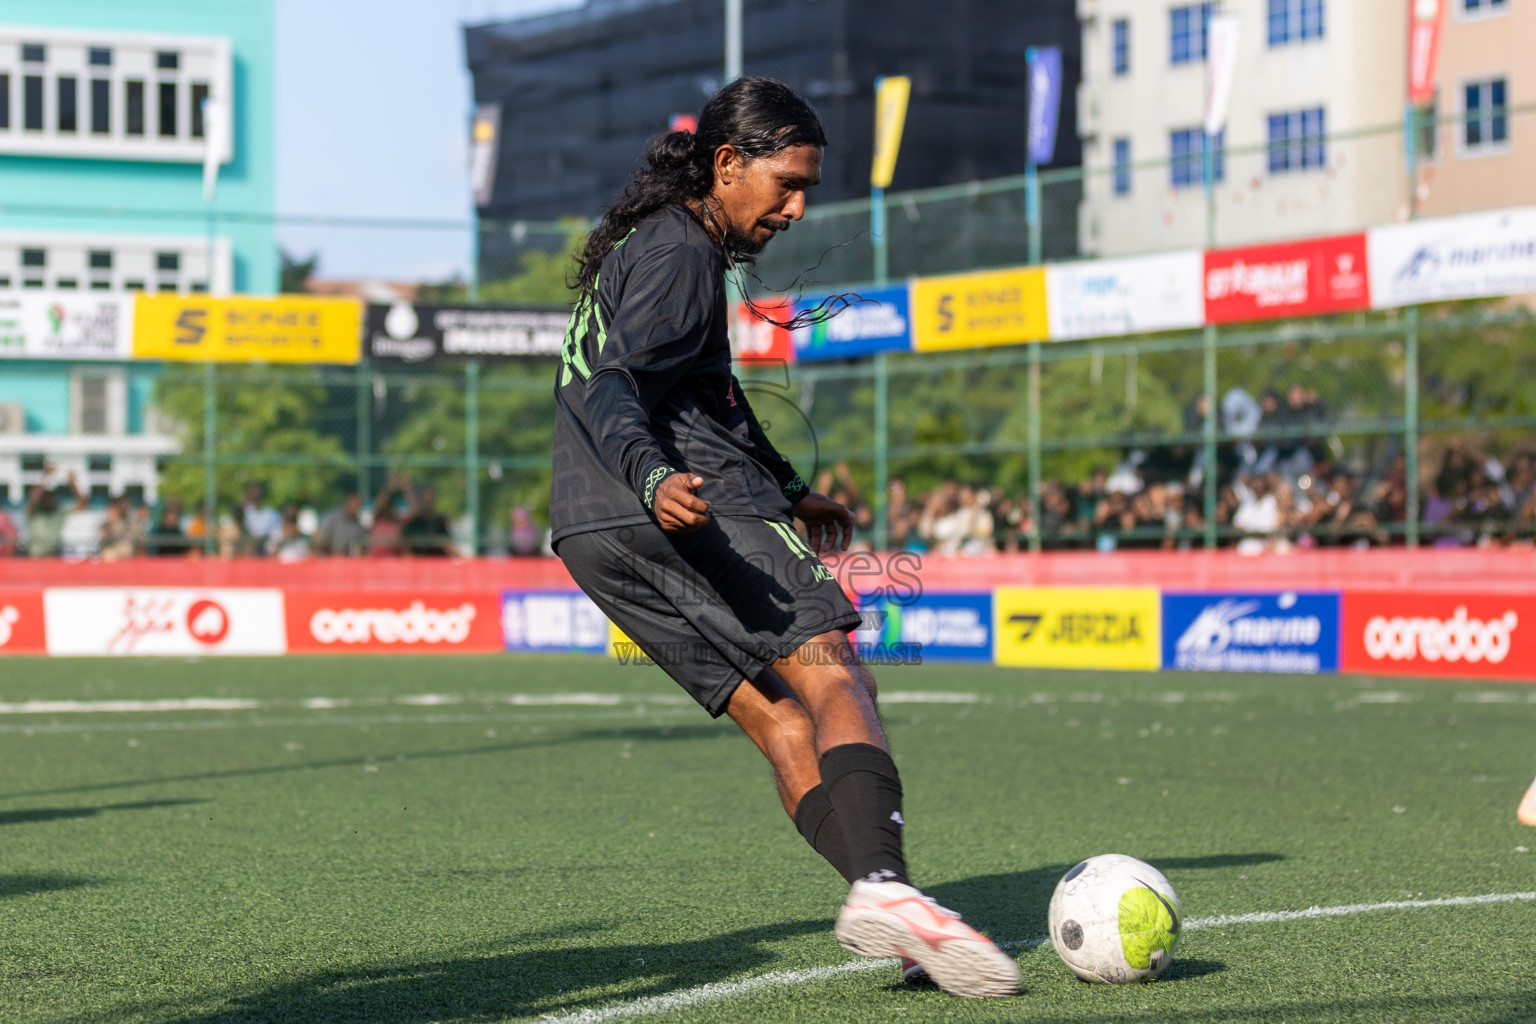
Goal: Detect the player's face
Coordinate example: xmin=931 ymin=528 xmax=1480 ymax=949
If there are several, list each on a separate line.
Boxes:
xmin=717 ymin=143 xmax=822 ymax=254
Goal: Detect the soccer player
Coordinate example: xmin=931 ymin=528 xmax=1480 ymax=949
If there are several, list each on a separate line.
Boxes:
xmin=549 ymin=77 xmax=1018 ymax=999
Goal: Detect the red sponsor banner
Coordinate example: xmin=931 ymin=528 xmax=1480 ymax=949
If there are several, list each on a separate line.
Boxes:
xmin=284 ymin=591 xmax=503 ymax=653
xmin=1342 ymin=592 xmax=1536 ymax=681
xmin=729 ymin=301 xmax=794 ymax=363
xmin=0 ymin=592 xmax=47 ymax=655
xmin=1408 ymin=0 xmax=1445 ymax=105
xmin=1204 ymin=234 xmax=1370 ymax=324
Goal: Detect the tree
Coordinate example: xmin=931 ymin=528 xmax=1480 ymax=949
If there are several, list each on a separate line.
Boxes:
xmin=280 ymin=248 xmax=319 ymax=294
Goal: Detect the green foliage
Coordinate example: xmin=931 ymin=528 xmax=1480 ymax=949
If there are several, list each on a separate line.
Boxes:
xmin=476 ymin=219 xmax=588 ymax=306
xmin=279 ymin=248 xmax=319 ymax=294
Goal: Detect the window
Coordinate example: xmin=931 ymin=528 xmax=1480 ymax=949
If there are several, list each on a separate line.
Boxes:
xmin=1267 ymin=107 xmax=1327 ymax=173
xmin=91 ymin=78 xmax=109 ymax=133
xmin=0 ymin=75 xmax=8 ymax=130
xmin=56 ymin=278 xmax=78 ymax=289
xmin=89 ymin=250 xmax=112 ymax=270
xmin=1170 ymin=3 xmax=1215 ymax=65
xmin=190 ymin=82 xmax=209 ymax=137
xmin=21 ymin=249 xmax=44 ymax=268
xmin=156 ymin=252 xmax=180 ymax=272
xmin=1464 ymin=77 xmax=1509 ymax=150
xmin=157 ymin=80 xmax=176 ymax=137
xmin=1112 ymin=18 xmax=1130 ymax=76
xmin=21 ymin=43 xmax=45 ymax=63
xmin=1171 ymin=128 xmax=1225 ymax=187
xmin=1113 ymin=137 xmax=1132 ymax=195
xmin=23 ymin=75 xmax=43 ymax=131
xmin=156 ymin=50 xmax=179 ymax=71
xmin=1461 ymin=0 xmax=1508 ymax=14
xmin=1268 ymin=0 xmax=1324 ymax=46
xmin=1414 ymin=94 xmax=1438 ymax=159
xmin=75 ymin=375 xmax=111 ymax=435
xmin=125 ymin=79 xmax=144 ymax=135
xmin=124 ymin=280 xmax=145 ymax=291
xmin=89 ymin=47 xmax=112 ymax=66
xmin=89 ymin=280 xmax=111 ymax=291
xmin=57 ymin=76 xmax=76 ymax=133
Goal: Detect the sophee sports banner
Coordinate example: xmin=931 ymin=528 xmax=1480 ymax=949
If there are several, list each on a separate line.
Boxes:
xmin=1342 ymin=592 xmax=1536 ymax=681
xmin=1045 ymin=251 xmax=1203 ymax=341
xmin=133 ymin=295 xmax=361 ymax=364
xmin=365 ymin=303 xmax=568 ymax=362
xmin=501 ymin=590 xmax=609 ymax=654
xmin=1368 ymin=207 xmax=1536 ymax=309
xmin=993 ymin=586 xmax=1161 ymax=671
xmin=285 ymin=592 xmax=503 ymax=653
xmin=43 ymin=588 xmax=286 ymax=656
xmin=1204 ymin=233 xmax=1370 ymax=323
xmin=912 ymin=266 xmax=1048 ymax=351
xmin=0 ymin=292 xmax=134 ymax=361
xmin=1163 ymin=591 xmax=1340 ymax=674
xmin=854 ymin=592 xmax=992 ymax=663
xmin=792 ymin=286 xmax=910 ymax=361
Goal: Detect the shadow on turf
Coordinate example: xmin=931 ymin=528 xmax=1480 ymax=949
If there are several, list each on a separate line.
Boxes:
xmin=0 ymin=798 xmax=203 ymax=827
xmin=0 ymin=874 xmax=99 ymax=899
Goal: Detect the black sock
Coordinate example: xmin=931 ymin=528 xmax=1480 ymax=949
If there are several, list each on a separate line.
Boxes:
xmin=793 ymin=783 xmax=855 ymax=883
xmin=818 ymin=743 xmax=909 ymax=885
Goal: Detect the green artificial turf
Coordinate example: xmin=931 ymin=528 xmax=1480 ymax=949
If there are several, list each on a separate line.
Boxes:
xmin=2 ymin=655 xmax=1534 ymax=1023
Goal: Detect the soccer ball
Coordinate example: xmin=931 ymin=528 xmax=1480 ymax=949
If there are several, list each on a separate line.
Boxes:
xmin=1047 ymin=854 xmax=1182 ymax=983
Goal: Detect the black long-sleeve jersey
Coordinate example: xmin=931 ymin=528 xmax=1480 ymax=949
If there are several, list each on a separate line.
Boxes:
xmin=548 ymin=203 xmax=810 ymax=546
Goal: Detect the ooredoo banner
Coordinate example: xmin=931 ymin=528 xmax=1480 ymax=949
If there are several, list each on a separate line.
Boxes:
xmin=1367 ymin=207 xmax=1536 ymax=309
xmin=993 ymin=586 xmax=1161 ymax=671
xmin=501 ymin=590 xmax=609 ymax=654
xmin=0 ymin=592 xmax=47 ymax=655
xmin=43 ymin=588 xmax=286 ymax=656
xmin=1342 ymin=592 xmax=1536 ymax=681
xmin=855 ymin=592 xmax=992 ymax=663
xmin=285 ymin=592 xmax=503 ymax=653
xmin=1204 ymin=234 xmax=1370 ymax=323
xmin=1046 ymin=251 xmax=1203 ymax=341
xmin=1163 ymin=591 xmax=1340 ymax=674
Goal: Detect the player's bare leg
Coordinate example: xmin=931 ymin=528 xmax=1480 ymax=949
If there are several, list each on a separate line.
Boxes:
xmin=1519 ymin=775 xmax=1536 ymax=826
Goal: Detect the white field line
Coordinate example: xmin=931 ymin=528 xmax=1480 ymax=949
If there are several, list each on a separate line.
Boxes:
xmin=0 ymin=691 xmax=975 ymax=715
xmin=535 ymin=890 xmax=1536 ymax=1023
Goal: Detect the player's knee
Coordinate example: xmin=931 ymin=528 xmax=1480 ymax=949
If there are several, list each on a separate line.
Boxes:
xmin=764 ymin=708 xmax=818 ymax=768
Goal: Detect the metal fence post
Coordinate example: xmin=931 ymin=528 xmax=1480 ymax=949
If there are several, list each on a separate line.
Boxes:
xmin=465 ymin=360 xmax=481 ymax=555
xmin=1028 ymin=342 xmax=1042 ymax=553
xmin=1405 ymin=306 xmax=1420 ymax=547
xmin=1202 ymin=325 xmax=1218 ymax=549
xmin=355 ymin=359 xmax=371 ymax=504
xmin=873 ymin=353 xmax=889 ymax=550
xmin=202 ymin=361 xmax=217 ymax=554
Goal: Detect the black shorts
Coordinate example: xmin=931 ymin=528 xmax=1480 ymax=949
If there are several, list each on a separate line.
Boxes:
xmin=556 ymin=515 xmax=862 ymax=717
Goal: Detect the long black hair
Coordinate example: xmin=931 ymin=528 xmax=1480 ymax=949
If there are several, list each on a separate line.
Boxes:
xmin=574 ymin=76 xmax=828 ymax=301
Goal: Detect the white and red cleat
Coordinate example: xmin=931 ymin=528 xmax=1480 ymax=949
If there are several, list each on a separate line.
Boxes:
xmin=1519 ymin=776 xmax=1536 ymax=827
xmin=836 ymin=880 xmax=1019 ymax=998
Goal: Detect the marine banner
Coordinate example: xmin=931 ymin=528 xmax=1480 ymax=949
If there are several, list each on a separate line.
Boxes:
xmin=133 ymin=295 xmax=361 ymax=364
xmin=1162 ymin=591 xmax=1340 ymax=674
xmin=1367 ymin=207 xmax=1536 ymax=309
xmin=993 ymin=586 xmax=1161 ymax=671
xmin=912 ymin=266 xmax=1049 ymax=351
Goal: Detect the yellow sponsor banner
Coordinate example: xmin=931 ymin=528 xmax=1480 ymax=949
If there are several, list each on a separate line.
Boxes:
xmin=133 ymin=294 xmax=362 ymax=364
xmin=993 ymin=586 xmax=1161 ymax=671
xmin=911 ymin=266 xmax=1049 ymax=351
xmin=609 ymin=619 xmax=639 ymax=661
xmin=870 ymin=75 xmax=911 ymax=189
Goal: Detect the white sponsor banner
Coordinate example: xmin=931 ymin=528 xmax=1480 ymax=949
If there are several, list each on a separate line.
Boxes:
xmin=0 ymin=292 xmax=135 ymax=360
xmin=43 ymin=588 xmax=286 ymax=656
xmin=1046 ymin=250 xmax=1204 ymax=340
xmin=1368 ymin=207 xmax=1536 ymax=309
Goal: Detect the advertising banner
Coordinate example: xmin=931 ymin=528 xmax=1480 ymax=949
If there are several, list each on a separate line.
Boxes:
xmin=470 ymin=102 xmax=503 ymax=208
xmin=912 ymin=267 xmax=1049 ymax=351
xmin=285 ymin=592 xmax=503 ymax=653
xmin=993 ymin=586 xmax=1161 ymax=671
xmin=0 ymin=292 xmax=134 ymax=361
xmin=871 ymin=75 xmax=912 ymax=189
xmin=1342 ymin=592 xmax=1536 ymax=681
xmin=501 ymin=590 xmax=609 ymax=654
xmin=43 ymin=588 xmax=286 ymax=656
xmin=855 ymin=592 xmax=992 ymax=663
xmin=1408 ymin=0 xmax=1445 ymax=105
xmin=1026 ymin=47 xmax=1063 ymax=166
xmin=1205 ymin=15 xmax=1241 ymax=135
xmin=0 ymin=592 xmax=47 ymax=655
xmin=365 ymin=303 xmax=568 ymax=362
xmin=1163 ymin=591 xmax=1340 ymax=674
xmin=133 ymin=295 xmax=361 ymax=364
xmin=729 ymin=301 xmax=794 ymax=363
xmin=1204 ymin=233 xmax=1370 ymax=323
xmin=1045 ymin=251 xmax=1204 ymax=341
xmin=791 ymin=286 xmax=911 ymax=361
xmin=1367 ymin=207 xmax=1536 ymax=309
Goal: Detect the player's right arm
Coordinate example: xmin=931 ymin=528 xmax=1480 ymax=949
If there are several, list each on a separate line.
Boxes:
xmin=581 ymin=242 xmax=715 ymax=531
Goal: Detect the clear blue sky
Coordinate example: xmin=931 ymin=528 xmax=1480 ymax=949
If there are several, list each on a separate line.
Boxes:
xmin=275 ymin=0 xmax=582 ymax=282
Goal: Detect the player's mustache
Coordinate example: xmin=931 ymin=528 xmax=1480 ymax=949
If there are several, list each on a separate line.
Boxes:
xmin=760 ymin=218 xmax=791 ymax=233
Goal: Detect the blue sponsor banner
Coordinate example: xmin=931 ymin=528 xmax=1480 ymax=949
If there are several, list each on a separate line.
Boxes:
xmin=1026 ymin=46 xmax=1063 ymax=165
xmin=792 ymin=285 xmax=911 ymax=362
xmin=855 ymin=591 xmax=992 ymax=663
xmin=501 ymin=590 xmax=608 ymax=654
xmin=1162 ymin=591 xmax=1341 ymax=674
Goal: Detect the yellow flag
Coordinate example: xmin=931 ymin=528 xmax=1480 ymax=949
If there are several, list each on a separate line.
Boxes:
xmin=870 ymin=76 xmax=911 ymax=189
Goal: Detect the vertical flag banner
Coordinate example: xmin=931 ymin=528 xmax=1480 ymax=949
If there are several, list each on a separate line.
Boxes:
xmin=871 ymin=75 xmax=911 ymax=188
xmin=470 ymin=102 xmax=503 ymax=208
xmin=1408 ymin=0 xmax=1445 ymax=104
xmin=1205 ymin=15 xmax=1241 ymax=136
xmin=1026 ymin=47 xmax=1062 ymax=165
